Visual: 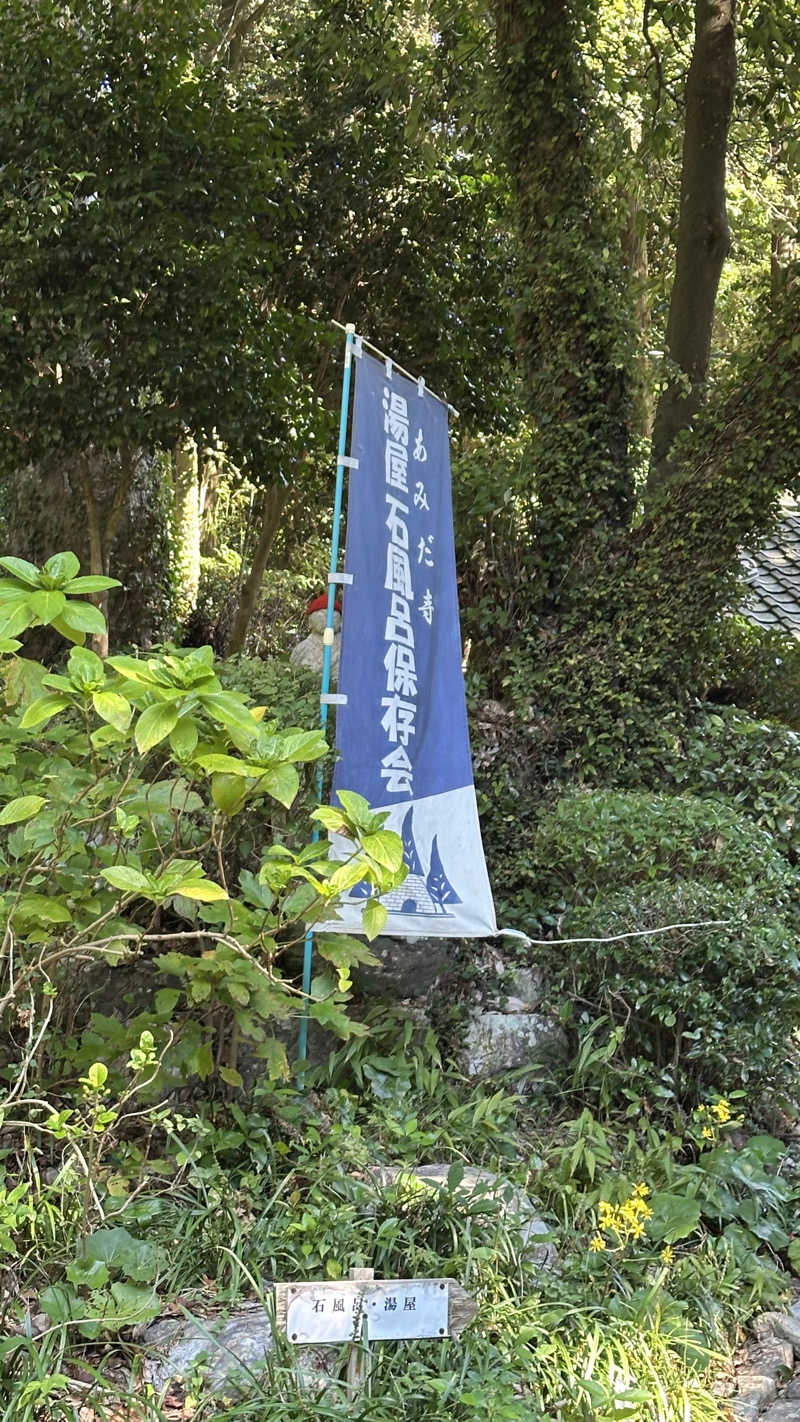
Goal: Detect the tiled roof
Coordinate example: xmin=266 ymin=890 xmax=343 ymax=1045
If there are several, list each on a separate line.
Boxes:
xmin=741 ymin=513 xmax=800 ymax=638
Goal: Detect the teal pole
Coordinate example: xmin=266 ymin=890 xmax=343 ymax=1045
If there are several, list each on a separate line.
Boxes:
xmin=298 ymin=323 xmax=356 ymax=1070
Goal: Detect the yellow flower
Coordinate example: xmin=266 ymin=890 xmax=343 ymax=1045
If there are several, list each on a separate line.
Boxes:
xmin=713 ymin=1100 xmax=731 ymax=1123
xmin=597 ymin=1201 xmax=614 ymax=1227
xmin=660 ymin=1245 xmax=674 ymax=1266
xmin=701 ymin=1126 xmax=714 ymax=1140
xmin=633 ymin=1183 xmax=650 ymax=1198
xmin=589 ymin=1235 xmax=607 ymax=1253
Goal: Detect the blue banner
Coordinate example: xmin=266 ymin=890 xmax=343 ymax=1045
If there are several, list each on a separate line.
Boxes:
xmin=323 ymin=349 xmax=496 ymax=938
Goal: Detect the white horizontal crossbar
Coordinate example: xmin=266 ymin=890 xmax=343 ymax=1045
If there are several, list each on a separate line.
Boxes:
xmin=321 ymin=693 xmax=347 ymax=706
xmin=337 ymin=455 xmax=359 ymax=469
xmin=329 ymin=572 xmax=353 ymax=585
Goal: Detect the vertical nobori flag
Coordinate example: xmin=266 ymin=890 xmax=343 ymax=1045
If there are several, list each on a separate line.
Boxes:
xmin=324 ymin=349 xmax=496 ymax=938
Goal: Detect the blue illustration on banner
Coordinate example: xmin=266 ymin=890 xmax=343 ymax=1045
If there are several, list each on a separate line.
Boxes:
xmin=320 ymin=348 xmax=496 ymax=939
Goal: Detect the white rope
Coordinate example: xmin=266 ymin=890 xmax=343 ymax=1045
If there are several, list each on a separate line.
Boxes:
xmin=499 ymin=919 xmax=731 ymax=947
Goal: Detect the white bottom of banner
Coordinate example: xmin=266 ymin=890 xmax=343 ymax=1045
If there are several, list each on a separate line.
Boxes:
xmin=318 ymin=784 xmax=497 ymax=939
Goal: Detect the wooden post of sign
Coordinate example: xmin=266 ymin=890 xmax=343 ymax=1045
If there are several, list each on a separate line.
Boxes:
xmin=346 ymin=1267 xmax=374 ymax=1401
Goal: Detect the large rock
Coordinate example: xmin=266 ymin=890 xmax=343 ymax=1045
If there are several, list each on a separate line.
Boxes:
xmin=142 ymin=1302 xmax=334 ymax=1396
xmin=357 ymin=935 xmax=455 ymax=1000
xmin=365 ymin=1163 xmax=556 ymax=1270
xmin=460 ymin=1008 xmax=566 ymax=1078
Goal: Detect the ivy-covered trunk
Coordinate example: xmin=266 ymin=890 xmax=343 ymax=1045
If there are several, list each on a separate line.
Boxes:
xmin=493 ymin=0 xmax=633 ymax=613
xmin=647 ymin=0 xmax=737 ymax=493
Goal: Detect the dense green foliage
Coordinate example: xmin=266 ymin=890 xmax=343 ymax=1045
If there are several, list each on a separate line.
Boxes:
xmin=0 ymin=0 xmax=799 ymax=1415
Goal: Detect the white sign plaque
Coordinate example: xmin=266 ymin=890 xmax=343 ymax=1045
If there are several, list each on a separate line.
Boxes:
xmin=285 ymin=1279 xmax=449 ymax=1344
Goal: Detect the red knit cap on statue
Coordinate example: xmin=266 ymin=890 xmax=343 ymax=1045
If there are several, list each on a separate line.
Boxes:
xmin=307 ymin=594 xmax=342 ymax=615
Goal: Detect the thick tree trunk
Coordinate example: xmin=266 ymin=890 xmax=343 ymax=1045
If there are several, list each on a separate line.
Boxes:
xmin=225 ymin=483 xmax=288 ymax=655
xmin=494 ymin=0 xmax=633 ymax=607
xmin=172 ymin=435 xmax=201 ymax=620
xmin=648 ymin=0 xmax=736 ymax=493
xmin=78 ymin=448 xmax=136 ymax=657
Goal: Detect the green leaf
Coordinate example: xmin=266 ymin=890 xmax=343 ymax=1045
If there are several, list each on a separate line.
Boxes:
xmin=19 ymin=694 xmax=71 ymax=729
xmin=261 ymin=1038 xmax=290 ymax=1081
xmin=15 ymin=894 xmax=72 ymax=925
xmin=170 ymin=879 xmax=228 ymax=903
xmin=0 ymin=557 xmax=41 ymax=588
xmin=0 ymin=795 xmax=45 ymax=826
xmin=211 ymin=772 xmax=248 ymax=816
xmin=58 ymin=599 xmax=107 ymax=635
xmin=40 ymin=1284 xmax=78 ymax=1325
xmin=335 ymin=790 xmax=374 ymax=829
xmin=69 ymin=646 xmax=104 ymax=686
xmin=219 ymin=1066 xmax=243 ymax=1088
xmin=93 ymin=690 xmax=132 ymax=732
xmin=49 ymin=615 xmax=86 ymax=646
xmin=155 ymin=988 xmax=181 ymax=1016
xmin=66 ymin=1257 xmax=110 ymax=1290
xmin=317 ymin=934 xmax=380 ymax=969
xmin=43 ymin=552 xmax=80 ymax=585
xmin=311 ymin=805 xmax=349 ymax=832
xmin=62 ymin=575 xmax=121 ymax=593
xmin=135 ymin=702 xmax=179 ymax=753
xmin=327 ymin=859 xmax=372 ymax=896
xmin=200 ymin=692 xmax=260 ymax=740
xmin=260 ymin=763 xmax=299 ymax=808
xmin=27 ymin=589 xmax=67 ymax=624
xmin=84 ymin=1227 xmax=162 ymax=1282
xmin=101 ymin=866 xmax=150 ymax=895
xmin=275 ymin=729 xmax=328 ymax=762
xmin=362 ymin=897 xmax=387 ymax=941
xmin=0 ymin=602 xmax=36 ymax=640
xmin=169 ymin=715 xmax=198 ymax=759
xmin=85 ymin=1062 xmax=108 ymax=1090
xmin=648 ymin=1193 xmax=702 ymax=1243
xmin=360 ymin=830 xmax=404 ymax=872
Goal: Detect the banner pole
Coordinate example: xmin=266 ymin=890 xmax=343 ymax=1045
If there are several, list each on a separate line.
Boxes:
xmin=298 ymin=322 xmax=356 ymax=1071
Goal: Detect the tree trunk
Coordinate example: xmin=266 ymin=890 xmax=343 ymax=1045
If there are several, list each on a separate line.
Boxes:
xmin=172 ymin=435 xmax=201 ymax=620
xmin=622 ymin=173 xmax=654 ymax=443
xmin=225 ymin=482 xmax=288 ymax=655
xmin=493 ymin=0 xmax=633 ymax=609
xmin=648 ymin=0 xmax=737 ymax=493
xmin=77 ymin=448 xmax=136 ymax=657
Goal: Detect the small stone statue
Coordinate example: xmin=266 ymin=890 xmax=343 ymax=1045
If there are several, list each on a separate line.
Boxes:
xmin=289 ymin=593 xmax=342 ymax=678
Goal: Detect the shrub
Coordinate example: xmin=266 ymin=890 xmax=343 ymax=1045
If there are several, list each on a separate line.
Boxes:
xmin=0 ymin=554 xmax=406 ymax=1100
xmin=523 ymin=790 xmax=800 ymax=1106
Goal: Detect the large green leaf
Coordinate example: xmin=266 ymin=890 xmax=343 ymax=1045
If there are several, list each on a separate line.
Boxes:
xmin=211 ymin=772 xmax=248 ymax=816
xmin=260 ymin=763 xmax=299 ymax=808
xmin=0 ymin=795 xmax=45 ymax=826
xmin=362 ymin=897 xmax=387 ymax=941
xmin=15 ymin=894 xmax=72 ymax=925
xmin=169 ymin=715 xmax=198 ymax=759
xmin=27 ymin=589 xmax=67 ymax=624
xmin=43 ymin=552 xmax=80 ymax=585
xmin=101 ymin=866 xmax=150 ymax=895
xmin=62 ymin=575 xmax=121 ymax=593
xmin=361 ymin=830 xmax=404 ymax=872
xmin=0 ymin=557 xmax=41 ymax=587
xmin=93 ymin=690 xmax=132 ymax=732
xmin=0 ymin=602 xmax=36 ymax=640
xmin=19 ymin=694 xmax=71 ymax=729
xmin=84 ymin=1227 xmax=162 ymax=1282
xmin=135 ymin=702 xmax=179 ymax=753
xmin=58 ymin=599 xmax=107 ymax=635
